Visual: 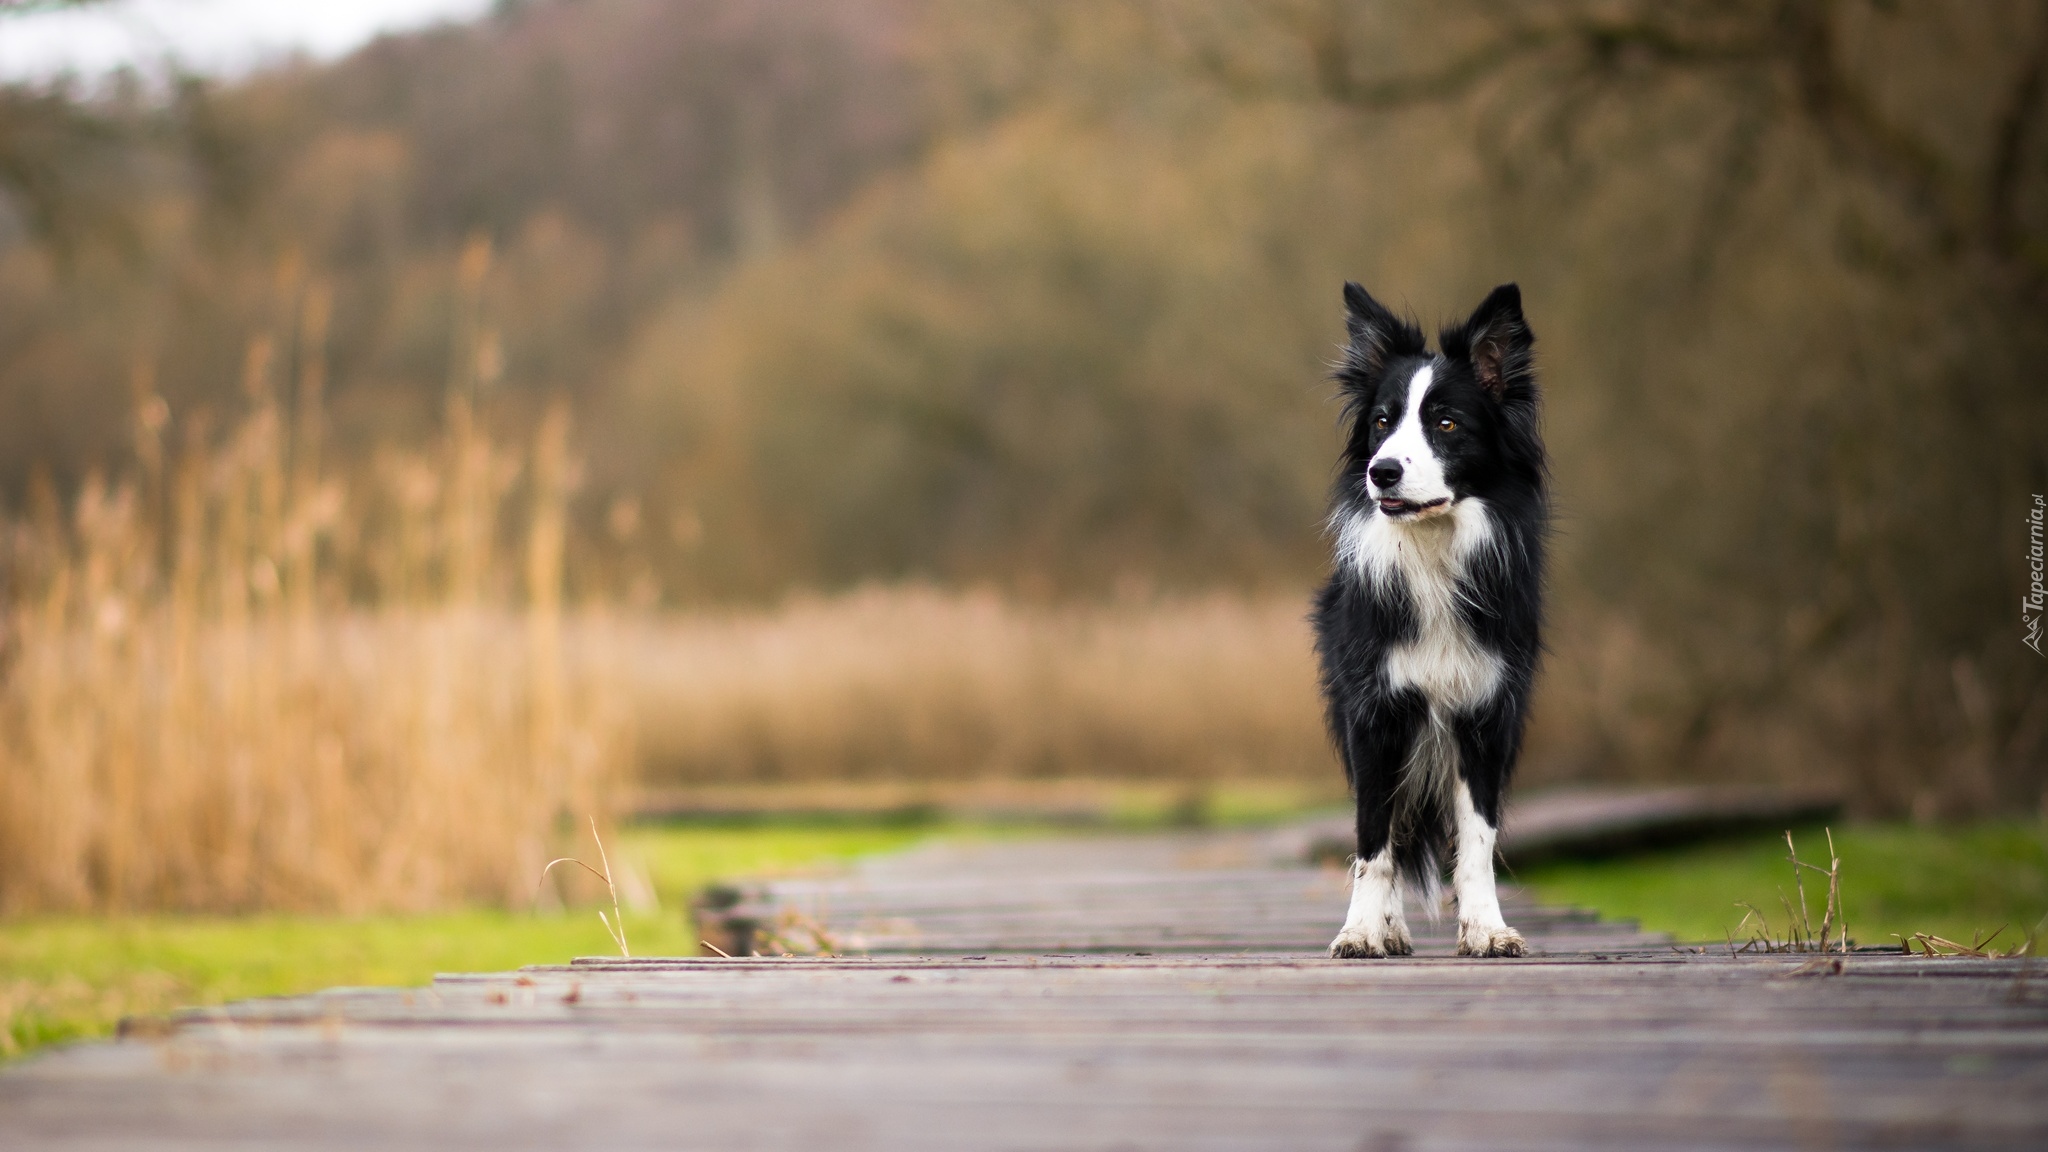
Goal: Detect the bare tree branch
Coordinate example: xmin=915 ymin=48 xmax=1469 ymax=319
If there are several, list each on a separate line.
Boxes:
xmin=1297 ymin=6 xmax=1777 ymax=111
xmin=1250 ymin=1 xmax=2040 ymax=288
xmin=1778 ymin=0 xmax=1961 ymax=244
xmin=1986 ymin=6 xmax=2048 ymax=268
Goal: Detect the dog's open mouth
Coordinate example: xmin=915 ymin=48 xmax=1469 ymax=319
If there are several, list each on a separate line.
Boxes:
xmin=1377 ymin=497 xmax=1450 ymax=517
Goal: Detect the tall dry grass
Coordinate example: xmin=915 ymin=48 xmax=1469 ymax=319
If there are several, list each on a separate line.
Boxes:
xmin=620 ymin=587 xmax=1336 ymax=789
xmin=612 ymin=587 xmax=1680 ymax=812
xmin=0 ymin=244 xmax=629 ymax=915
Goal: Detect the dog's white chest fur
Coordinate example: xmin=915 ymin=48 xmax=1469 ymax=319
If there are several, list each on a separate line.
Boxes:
xmin=1335 ymin=500 xmax=1503 ymax=713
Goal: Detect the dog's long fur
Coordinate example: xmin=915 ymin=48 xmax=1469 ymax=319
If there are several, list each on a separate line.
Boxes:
xmin=1313 ymin=282 xmax=1546 ymax=959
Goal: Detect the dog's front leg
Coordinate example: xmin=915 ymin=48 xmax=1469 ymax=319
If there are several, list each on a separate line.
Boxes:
xmin=1331 ymin=846 xmax=1410 ymax=958
xmin=1449 ymin=715 xmax=1525 ymax=957
xmin=1330 ymin=699 xmax=1421 ymax=959
xmin=1450 ymin=779 xmax=1522 ymax=956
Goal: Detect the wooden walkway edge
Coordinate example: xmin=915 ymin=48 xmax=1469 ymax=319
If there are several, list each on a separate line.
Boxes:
xmin=4 ymin=820 xmax=2045 ymax=1150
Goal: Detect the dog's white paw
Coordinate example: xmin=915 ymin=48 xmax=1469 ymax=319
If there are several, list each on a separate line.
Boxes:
xmin=1329 ymin=922 xmax=1413 ymax=959
xmin=1456 ymin=923 xmax=1526 ymax=958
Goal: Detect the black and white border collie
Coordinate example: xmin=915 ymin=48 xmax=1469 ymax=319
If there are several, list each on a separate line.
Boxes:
xmin=1314 ymin=282 xmax=1545 ymax=959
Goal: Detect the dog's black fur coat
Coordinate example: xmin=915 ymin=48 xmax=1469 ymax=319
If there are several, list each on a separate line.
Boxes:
xmin=1311 ymin=282 xmax=1547 ymax=892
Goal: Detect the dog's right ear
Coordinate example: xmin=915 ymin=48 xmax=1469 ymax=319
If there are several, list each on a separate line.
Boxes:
xmin=1341 ymin=282 xmax=1424 ymax=382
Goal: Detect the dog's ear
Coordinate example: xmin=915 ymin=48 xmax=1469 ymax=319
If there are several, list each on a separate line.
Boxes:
xmin=1442 ymin=283 xmax=1533 ymax=402
xmin=1340 ymin=282 xmax=1424 ymax=381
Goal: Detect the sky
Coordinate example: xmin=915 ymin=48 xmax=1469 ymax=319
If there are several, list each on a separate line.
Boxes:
xmin=0 ymin=0 xmax=497 ymax=82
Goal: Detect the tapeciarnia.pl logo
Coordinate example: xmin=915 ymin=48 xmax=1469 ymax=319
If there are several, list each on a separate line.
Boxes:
xmin=2028 ymin=494 xmax=2045 ymax=657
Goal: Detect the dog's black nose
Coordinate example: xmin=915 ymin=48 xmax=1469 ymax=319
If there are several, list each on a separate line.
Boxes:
xmin=1367 ymin=459 xmax=1403 ymax=490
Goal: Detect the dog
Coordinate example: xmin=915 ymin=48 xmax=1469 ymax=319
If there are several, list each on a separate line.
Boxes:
xmin=1313 ymin=282 xmax=1546 ymax=959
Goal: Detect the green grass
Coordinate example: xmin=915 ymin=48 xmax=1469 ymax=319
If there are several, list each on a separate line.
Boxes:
xmin=0 ymin=822 xmax=935 ymax=1060
xmin=0 ymin=796 xmax=1328 ymax=1062
xmin=1517 ymin=823 xmax=2048 ymax=949
xmin=11 ymin=816 xmax=2042 ymax=1063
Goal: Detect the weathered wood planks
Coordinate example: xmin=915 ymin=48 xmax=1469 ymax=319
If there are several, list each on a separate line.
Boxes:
xmin=1294 ymin=785 xmax=1847 ymax=868
xmin=696 ymin=823 xmax=1667 ymax=957
xmin=3 ymin=821 xmax=2044 ymax=1151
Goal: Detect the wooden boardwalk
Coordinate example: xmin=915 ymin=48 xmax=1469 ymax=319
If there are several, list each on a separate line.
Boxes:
xmin=5 ymin=823 xmax=2046 ymax=1150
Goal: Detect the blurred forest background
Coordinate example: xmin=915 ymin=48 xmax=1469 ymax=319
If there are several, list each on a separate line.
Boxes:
xmin=0 ymin=0 xmax=2044 ymax=913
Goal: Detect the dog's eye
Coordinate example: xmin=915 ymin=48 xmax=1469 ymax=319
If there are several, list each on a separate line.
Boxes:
xmin=1373 ymin=417 xmax=1388 ymax=431
xmin=1437 ymin=418 xmax=1457 ymax=432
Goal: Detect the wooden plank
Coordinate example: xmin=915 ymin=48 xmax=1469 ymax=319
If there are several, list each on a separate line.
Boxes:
xmin=7 ymin=953 xmax=2044 ymax=1150
xmin=1292 ymin=785 xmax=1844 ymax=867
xmin=699 ymin=827 xmax=1666 ymax=956
xmin=3 ymin=819 xmax=2042 ymax=1151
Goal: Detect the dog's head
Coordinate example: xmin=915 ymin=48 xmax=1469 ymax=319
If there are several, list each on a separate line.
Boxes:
xmin=1335 ymin=282 xmax=1543 ymax=521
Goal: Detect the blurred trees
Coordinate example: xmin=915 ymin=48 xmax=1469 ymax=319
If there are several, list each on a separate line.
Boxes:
xmin=1392 ymin=0 xmax=2048 ymax=818
xmin=0 ymin=0 xmax=2042 ymax=814
xmin=0 ymin=0 xmax=929 ymax=517
xmin=0 ymin=3 xmax=125 ymax=248
xmin=1161 ymin=0 xmax=2048 ymax=816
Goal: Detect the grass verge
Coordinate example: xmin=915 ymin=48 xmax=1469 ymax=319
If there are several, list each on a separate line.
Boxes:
xmin=1516 ymin=822 xmax=2048 ymax=949
xmin=0 ymin=822 xmax=934 ymax=1060
xmin=0 ymin=791 xmax=1335 ymax=1061
xmin=16 ymin=814 xmax=2039 ymax=1062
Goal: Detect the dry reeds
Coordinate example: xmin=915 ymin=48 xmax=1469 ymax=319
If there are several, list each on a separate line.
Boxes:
xmin=0 ymin=247 xmax=630 ymax=915
xmin=1730 ymin=830 xmax=1850 ymax=954
xmin=1896 ymin=926 xmax=2032 ymax=958
xmin=0 ymin=244 xmax=1340 ymax=916
xmin=614 ymin=586 xmax=1334 ymax=789
xmin=538 ymin=817 xmax=632 ymax=957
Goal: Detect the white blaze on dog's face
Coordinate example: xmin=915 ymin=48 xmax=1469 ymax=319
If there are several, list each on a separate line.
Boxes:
xmin=1367 ymin=362 xmax=1454 ymax=520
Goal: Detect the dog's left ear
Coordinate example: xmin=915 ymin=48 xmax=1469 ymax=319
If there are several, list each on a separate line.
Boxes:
xmin=1443 ymin=283 xmax=1533 ymax=402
